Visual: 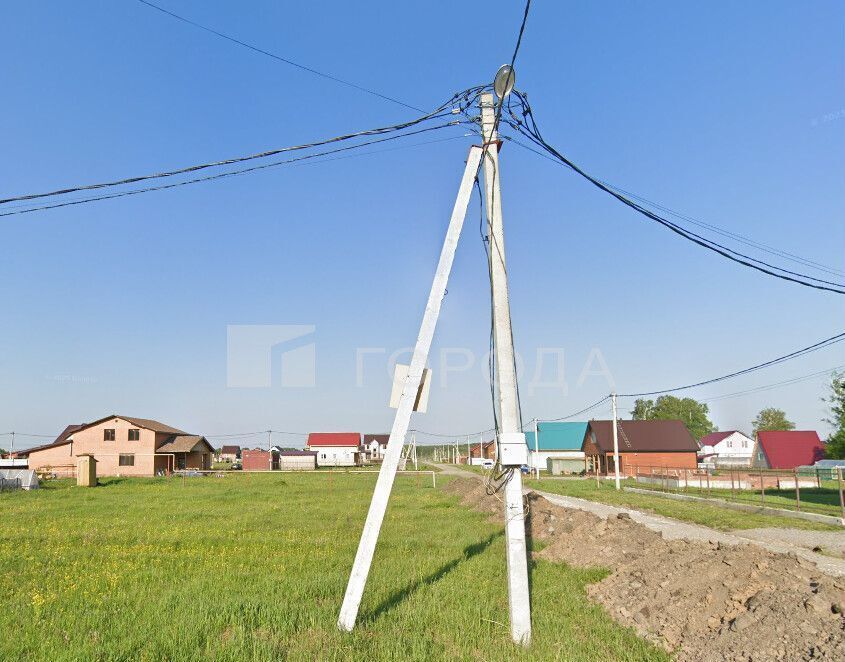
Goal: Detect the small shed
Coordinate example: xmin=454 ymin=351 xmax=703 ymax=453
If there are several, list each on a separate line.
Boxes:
xmin=279 ymin=450 xmax=317 ymax=471
xmin=77 ymin=455 xmax=97 ymax=487
xmin=241 ymin=448 xmax=279 ymax=471
xmin=525 ymin=422 xmax=588 ymax=474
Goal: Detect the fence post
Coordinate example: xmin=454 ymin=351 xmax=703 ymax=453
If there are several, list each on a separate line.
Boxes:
xmin=816 ymin=468 xmax=821 ymax=489
xmin=635 ymin=466 xmax=639 ymax=485
xmin=760 ymin=469 xmax=765 ymax=505
xmin=794 ymin=469 xmax=801 ymax=511
xmin=432 ymin=471 xmax=436 ymax=488
xmin=838 ymin=467 xmax=844 ymax=522
xmin=730 ymin=468 xmax=735 ymax=501
xmin=706 ymin=470 xmax=711 ymax=498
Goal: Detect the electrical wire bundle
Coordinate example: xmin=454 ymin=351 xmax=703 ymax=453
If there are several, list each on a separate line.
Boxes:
xmin=0 ymin=86 xmax=489 ymax=217
xmin=499 ymin=90 xmax=845 ymax=295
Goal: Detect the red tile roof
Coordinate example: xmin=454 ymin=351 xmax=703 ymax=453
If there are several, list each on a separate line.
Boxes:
xmin=306 ymin=432 xmax=361 ymax=447
xmin=756 ymin=431 xmax=825 ymax=469
xmin=220 ymin=445 xmax=240 ymax=455
xmin=699 ymin=431 xmax=739 ymax=447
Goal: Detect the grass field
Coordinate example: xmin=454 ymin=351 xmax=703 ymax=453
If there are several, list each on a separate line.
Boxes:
xmin=522 ymin=477 xmax=841 ymax=531
xmin=0 ymin=474 xmax=667 ymax=661
xmin=626 ymin=480 xmax=843 ymax=518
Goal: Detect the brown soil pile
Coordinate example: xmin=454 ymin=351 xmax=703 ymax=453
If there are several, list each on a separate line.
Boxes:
xmin=447 ymin=479 xmax=845 ymax=661
xmin=443 ymin=476 xmax=503 ymax=521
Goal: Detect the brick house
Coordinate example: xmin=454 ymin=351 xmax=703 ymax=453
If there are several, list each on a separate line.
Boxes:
xmin=16 ymin=415 xmax=213 ymax=476
xmin=469 ymin=439 xmax=496 ymax=462
xmin=241 ymin=448 xmax=279 ymax=471
xmin=583 ymin=419 xmax=699 ymax=476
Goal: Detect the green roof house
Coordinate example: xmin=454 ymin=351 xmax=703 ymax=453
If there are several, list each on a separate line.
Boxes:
xmin=524 ymin=421 xmax=588 ymax=475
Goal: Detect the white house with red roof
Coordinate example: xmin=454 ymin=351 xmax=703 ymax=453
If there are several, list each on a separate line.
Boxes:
xmin=698 ymin=430 xmax=754 ymax=467
xmin=305 ymin=432 xmax=362 ymax=467
xmin=752 ymin=430 xmax=825 ymax=470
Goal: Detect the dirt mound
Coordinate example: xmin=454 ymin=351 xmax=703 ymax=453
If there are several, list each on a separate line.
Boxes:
xmin=443 ymin=477 xmax=503 ymax=521
xmin=446 ymin=479 xmax=845 ymax=661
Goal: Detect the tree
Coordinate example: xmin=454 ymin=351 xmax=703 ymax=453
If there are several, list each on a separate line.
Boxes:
xmin=630 ymin=399 xmax=654 ymax=421
xmin=823 ymin=371 xmax=845 ymax=459
xmin=630 ymin=395 xmax=716 ymax=441
xmin=751 ymin=407 xmax=795 ymax=436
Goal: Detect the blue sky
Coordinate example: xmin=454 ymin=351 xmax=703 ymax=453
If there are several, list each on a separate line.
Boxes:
xmin=1 ymin=1 xmax=843 ymax=450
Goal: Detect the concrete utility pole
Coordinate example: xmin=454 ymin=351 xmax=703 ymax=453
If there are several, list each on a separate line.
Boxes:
xmin=611 ymin=393 xmax=621 ymax=490
xmin=337 ymin=146 xmax=483 ymax=633
xmin=479 ymin=90 xmax=532 ymax=646
xmin=533 ymin=418 xmax=540 ymax=479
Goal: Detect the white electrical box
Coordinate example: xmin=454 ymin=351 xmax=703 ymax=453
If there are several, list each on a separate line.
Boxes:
xmin=498 ymin=432 xmax=528 ymax=466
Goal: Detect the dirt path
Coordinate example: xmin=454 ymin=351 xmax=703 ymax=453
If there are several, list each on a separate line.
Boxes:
xmin=444 ymin=477 xmax=845 ymax=661
xmin=433 ymin=463 xmax=845 ymax=577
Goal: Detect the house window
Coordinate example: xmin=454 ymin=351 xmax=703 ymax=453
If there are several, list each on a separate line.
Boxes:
xmin=128 ymin=429 xmax=140 ymax=441
xmin=727 ymin=440 xmax=732 ymax=448
xmin=118 ymin=454 xmax=135 ymax=467
xmin=104 ymin=429 xmax=116 ymax=441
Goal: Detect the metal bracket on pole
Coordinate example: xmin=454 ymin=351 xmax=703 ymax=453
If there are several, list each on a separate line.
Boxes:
xmin=337 ymin=145 xmax=483 ymax=633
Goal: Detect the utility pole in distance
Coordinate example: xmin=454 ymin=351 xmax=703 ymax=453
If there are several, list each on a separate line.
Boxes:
xmin=479 ymin=88 xmax=532 ymax=646
xmin=611 ymin=393 xmax=621 ymax=490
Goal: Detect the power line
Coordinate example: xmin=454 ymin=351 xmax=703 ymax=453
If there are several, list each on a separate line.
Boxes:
xmin=506 ymin=130 xmax=843 ymax=281
xmin=598 ymin=182 xmax=843 ymax=278
xmin=0 ymin=127 xmax=471 ymax=217
xmin=504 ymin=92 xmax=845 ymax=294
xmin=0 ymin=88 xmax=482 ymax=207
xmin=541 ymin=395 xmax=611 ymax=422
xmin=136 ymin=0 xmax=424 ymax=112
xmin=618 ymin=331 xmax=845 ymax=398
xmin=696 ymin=365 xmax=844 ymax=403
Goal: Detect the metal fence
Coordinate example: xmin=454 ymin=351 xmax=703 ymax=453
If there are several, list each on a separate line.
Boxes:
xmin=630 ymin=465 xmax=845 ymax=520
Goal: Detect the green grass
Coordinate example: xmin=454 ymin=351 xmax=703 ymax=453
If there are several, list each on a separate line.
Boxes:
xmin=525 ymin=477 xmax=840 ymax=531
xmin=628 ymin=481 xmax=843 ymax=518
xmin=0 ymin=474 xmax=667 ymax=661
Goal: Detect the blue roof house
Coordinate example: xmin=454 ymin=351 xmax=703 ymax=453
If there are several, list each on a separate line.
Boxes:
xmin=524 ymin=421 xmax=588 ymax=475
